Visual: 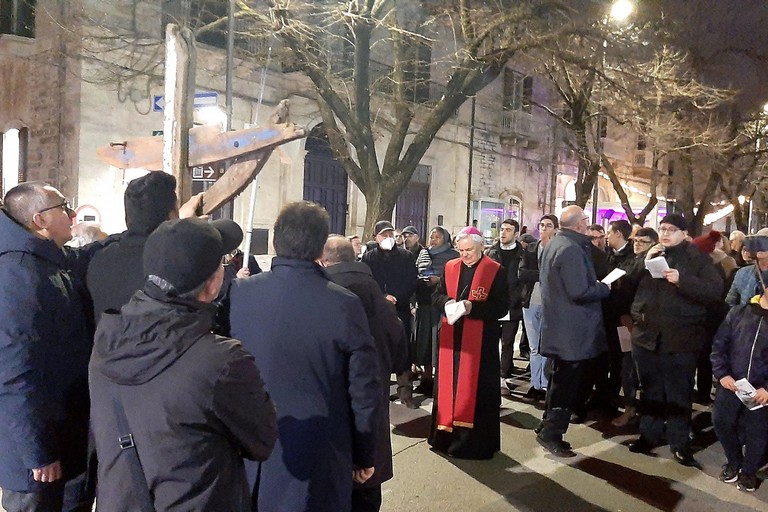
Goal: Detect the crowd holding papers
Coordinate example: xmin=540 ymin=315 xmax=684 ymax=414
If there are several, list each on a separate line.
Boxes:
xmin=645 ymin=256 xmax=670 ymax=278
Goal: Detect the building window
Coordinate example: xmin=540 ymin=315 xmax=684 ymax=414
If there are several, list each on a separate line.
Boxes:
xmin=162 ymin=0 xmax=227 ymax=49
xmin=471 ymin=199 xmax=519 ymax=246
xmin=503 ymin=69 xmax=533 ymax=113
xmin=404 ymin=40 xmax=432 ymax=104
xmin=1 ymin=127 xmax=28 ymax=197
xmin=0 ymin=0 xmax=36 ymax=38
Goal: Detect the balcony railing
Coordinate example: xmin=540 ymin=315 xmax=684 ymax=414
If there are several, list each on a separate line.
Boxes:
xmin=500 ymin=110 xmax=534 ymax=139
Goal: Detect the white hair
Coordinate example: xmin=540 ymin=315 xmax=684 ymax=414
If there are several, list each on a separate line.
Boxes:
xmin=455 ymin=233 xmax=483 ymax=247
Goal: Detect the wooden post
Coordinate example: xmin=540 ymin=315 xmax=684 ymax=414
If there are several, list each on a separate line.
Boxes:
xmin=163 ymin=24 xmax=196 ymax=205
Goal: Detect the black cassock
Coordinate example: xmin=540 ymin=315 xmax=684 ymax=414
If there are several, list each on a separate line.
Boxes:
xmin=429 ymin=256 xmax=508 ymax=459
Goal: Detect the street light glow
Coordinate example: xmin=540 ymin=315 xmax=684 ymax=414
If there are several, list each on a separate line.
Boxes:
xmin=610 ymin=0 xmax=634 ymax=22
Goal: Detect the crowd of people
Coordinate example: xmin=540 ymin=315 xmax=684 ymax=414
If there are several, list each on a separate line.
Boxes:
xmin=0 ymin=174 xmax=767 ymax=512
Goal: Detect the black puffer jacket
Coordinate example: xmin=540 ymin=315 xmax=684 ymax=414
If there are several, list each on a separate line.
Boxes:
xmin=90 ymin=285 xmax=277 ymax=511
xmin=712 ymin=303 xmax=768 ymax=390
xmin=362 ymin=245 xmax=418 ymax=313
xmin=486 ymin=242 xmax=523 ymax=320
xmin=517 ymin=240 xmax=540 ymax=309
xmin=631 ymin=241 xmax=723 ymax=353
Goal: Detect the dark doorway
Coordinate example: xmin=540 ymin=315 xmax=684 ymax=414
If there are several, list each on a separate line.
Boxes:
xmin=303 ymin=125 xmax=348 ymax=234
xmin=395 ymin=164 xmax=430 ymax=240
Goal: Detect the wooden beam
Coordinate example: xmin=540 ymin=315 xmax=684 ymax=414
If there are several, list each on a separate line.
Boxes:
xmin=200 ymin=150 xmax=274 ymax=215
xmin=97 ymin=123 xmax=306 ymax=171
xmin=162 ymin=24 xmax=196 ymax=205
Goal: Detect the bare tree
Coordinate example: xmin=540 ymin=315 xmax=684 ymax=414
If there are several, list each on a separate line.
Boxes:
xmin=534 ymin=20 xmax=733 ymax=229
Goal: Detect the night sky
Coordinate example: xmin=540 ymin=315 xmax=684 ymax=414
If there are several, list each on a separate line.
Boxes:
xmin=661 ymin=0 xmax=768 ymax=114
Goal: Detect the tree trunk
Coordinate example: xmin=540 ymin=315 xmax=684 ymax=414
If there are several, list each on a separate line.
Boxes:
xmin=731 ymin=201 xmax=749 ymax=232
xmin=361 ymin=190 xmax=397 ymax=241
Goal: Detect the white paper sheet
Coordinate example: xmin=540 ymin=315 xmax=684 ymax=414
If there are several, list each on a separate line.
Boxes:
xmin=444 ymin=300 xmax=467 ymax=325
xmin=735 ymin=378 xmax=765 ymax=410
xmin=644 ymin=256 xmax=670 ymax=279
xmin=617 ymin=326 xmax=632 ymax=352
xmin=602 ymin=268 xmax=627 ymax=285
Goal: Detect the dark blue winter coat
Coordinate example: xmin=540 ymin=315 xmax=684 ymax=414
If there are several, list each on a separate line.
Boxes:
xmin=229 ymin=258 xmax=381 ymax=512
xmin=539 ymin=228 xmax=610 ymax=361
xmin=0 ymin=209 xmax=102 ymax=492
xmin=711 ymin=303 xmax=768 ymax=390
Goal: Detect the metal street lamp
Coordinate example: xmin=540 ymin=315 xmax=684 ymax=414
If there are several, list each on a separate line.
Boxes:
xmin=591 ymin=0 xmax=635 ymax=223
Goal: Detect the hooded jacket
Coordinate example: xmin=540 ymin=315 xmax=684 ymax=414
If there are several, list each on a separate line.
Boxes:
xmin=711 ymin=303 xmax=768 ymax=390
xmin=89 ymin=285 xmax=277 ymax=511
xmin=0 ymin=209 xmax=102 ymax=492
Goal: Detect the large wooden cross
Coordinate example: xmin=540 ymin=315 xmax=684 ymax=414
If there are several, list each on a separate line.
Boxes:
xmin=96 ymin=24 xmax=306 ymax=215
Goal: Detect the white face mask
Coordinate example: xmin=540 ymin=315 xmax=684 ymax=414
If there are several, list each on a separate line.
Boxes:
xmin=379 ymin=237 xmax=395 ymax=251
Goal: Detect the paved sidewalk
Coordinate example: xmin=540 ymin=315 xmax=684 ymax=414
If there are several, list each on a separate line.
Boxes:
xmin=382 ymin=391 xmax=768 ymax=512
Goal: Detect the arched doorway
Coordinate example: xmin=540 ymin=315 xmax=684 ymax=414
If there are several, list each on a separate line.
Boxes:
xmin=303 ymin=124 xmax=348 ymax=234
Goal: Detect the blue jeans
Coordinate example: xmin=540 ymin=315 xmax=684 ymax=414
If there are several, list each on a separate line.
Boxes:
xmin=523 ymin=304 xmax=549 ymax=390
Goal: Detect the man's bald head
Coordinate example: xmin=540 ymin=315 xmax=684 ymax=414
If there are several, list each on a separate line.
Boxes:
xmin=560 ymin=205 xmax=587 ymax=231
xmin=322 ymin=235 xmax=356 ymax=266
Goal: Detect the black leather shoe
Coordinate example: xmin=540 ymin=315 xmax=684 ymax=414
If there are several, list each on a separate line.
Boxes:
xmin=536 ymin=435 xmax=576 ymax=457
xmin=628 ymin=437 xmax=656 ymax=454
xmin=672 ymin=449 xmax=699 ymax=468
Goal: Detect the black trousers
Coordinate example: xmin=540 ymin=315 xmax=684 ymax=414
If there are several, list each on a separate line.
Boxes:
xmin=591 ymin=326 xmax=623 ymax=408
xmin=352 ymin=485 xmax=382 ymax=512
xmin=539 ymin=357 xmax=597 ymax=440
xmin=2 ymin=482 xmax=64 ymax=512
xmin=1 ymin=470 xmax=93 ymax=512
xmin=712 ymin=386 xmax=768 ymax=475
xmin=633 ymin=347 xmax=697 ymax=451
xmin=499 ymin=319 xmax=521 ymax=378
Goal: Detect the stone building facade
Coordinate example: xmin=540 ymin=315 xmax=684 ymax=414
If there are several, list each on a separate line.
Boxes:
xmin=3 ymin=1 xmax=670 ymax=252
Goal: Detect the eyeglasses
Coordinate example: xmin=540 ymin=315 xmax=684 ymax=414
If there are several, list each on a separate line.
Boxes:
xmin=633 ymin=238 xmax=653 ymax=245
xmin=38 ymin=200 xmax=73 ymax=215
xmin=658 ymin=226 xmax=680 ymax=235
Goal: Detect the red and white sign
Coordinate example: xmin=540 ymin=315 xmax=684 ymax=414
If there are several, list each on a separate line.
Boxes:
xmin=75 ymin=204 xmax=101 ymax=224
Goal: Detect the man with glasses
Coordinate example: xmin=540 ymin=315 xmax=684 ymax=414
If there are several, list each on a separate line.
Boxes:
xmin=632 ymin=228 xmax=658 ymax=255
xmin=610 ymin=227 xmax=658 ymax=426
xmin=628 ymin=214 xmax=722 ymax=467
xmin=591 ymin=220 xmax=637 ymax=419
xmin=0 ymin=183 xmax=112 ymax=511
xmin=587 ymin=224 xmax=607 ymax=250
xmin=518 ymin=215 xmax=559 ymax=403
